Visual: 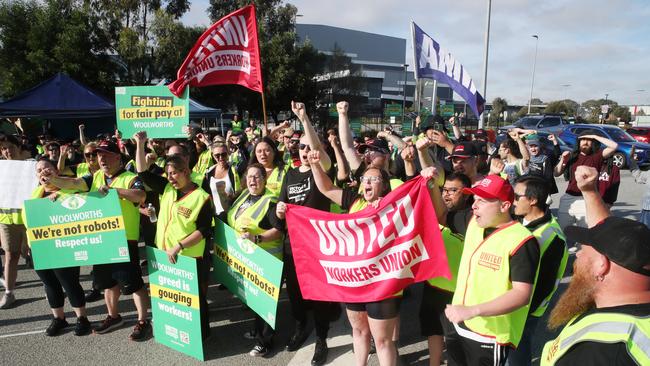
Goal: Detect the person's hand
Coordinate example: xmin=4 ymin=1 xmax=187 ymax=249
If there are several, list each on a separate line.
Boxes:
xmin=369 ymin=197 xmax=382 ymax=209
xmin=445 ymin=304 xmax=480 ymax=323
xmin=59 ymin=144 xmax=70 ymax=156
xmin=133 ymin=131 xmax=148 ymax=145
xmin=78 ymin=124 xmax=85 ymax=132
xmin=490 ymin=157 xmax=505 ymax=175
xmin=430 ymin=130 xmax=450 ymax=146
xmin=276 ymin=201 xmax=287 ymax=220
xmin=226 ymin=130 xmax=232 ymax=139
xmin=328 ymin=134 xmax=339 ymax=147
xmin=415 ymin=115 xmax=421 ymax=127
xmin=548 ymin=134 xmax=557 ymax=145
xmin=307 ymin=150 xmax=320 ymax=165
xmin=560 ymin=151 xmax=570 ymax=165
xmin=415 ymin=137 xmax=433 ymax=151
xmin=182 ymin=125 xmax=192 ymax=137
xmin=166 ymin=244 xmax=181 ymax=264
xmin=240 ymin=231 xmax=253 ymax=242
xmin=376 ymin=131 xmax=388 ymax=139
xmin=421 ymin=166 xmax=445 ymax=187
xmin=448 ymin=116 xmax=457 ymax=126
xmin=336 ymin=101 xmax=349 ymax=116
xmin=145 ymin=153 xmax=156 ymax=166
xmin=98 ymin=185 xmax=110 ymax=196
xmin=508 ymin=129 xmax=521 ymax=140
xmin=400 ymin=145 xmax=415 ymax=162
xmin=575 ymin=165 xmax=598 ymax=192
xmin=46 ymin=192 xmax=59 ymax=202
xmin=291 ymin=101 xmax=308 ymax=121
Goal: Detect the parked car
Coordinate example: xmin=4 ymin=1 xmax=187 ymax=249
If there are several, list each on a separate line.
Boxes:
xmin=499 ymin=114 xmax=569 ymax=135
xmin=559 ymin=124 xmax=650 ymax=168
xmin=496 ymin=131 xmax=572 ymax=158
xmin=626 ymin=126 xmax=650 ymax=143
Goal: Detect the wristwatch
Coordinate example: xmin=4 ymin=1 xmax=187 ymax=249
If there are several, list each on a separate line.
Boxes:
xmin=254 ymin=235 xmax=261 ymax=244
xmin=178 ymin=242 xmax=184 ymax=250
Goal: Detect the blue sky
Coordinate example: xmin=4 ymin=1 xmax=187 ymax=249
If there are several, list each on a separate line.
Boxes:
xmin=182 ymin=0 xmax=650 ymax=106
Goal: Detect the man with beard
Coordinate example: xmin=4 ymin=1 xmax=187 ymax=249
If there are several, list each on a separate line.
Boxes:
xmin=542 ymin=165 xmax=650 ymax=366
xmin=509 ymin=176 xmax=568 ymax=366
xmin=554 ymin=130 xmax=617 ymax=229
xmin=446 ymin=142 xmax=484 ymax=185
xmin=444 ymin=175 xmax=540 ymax=366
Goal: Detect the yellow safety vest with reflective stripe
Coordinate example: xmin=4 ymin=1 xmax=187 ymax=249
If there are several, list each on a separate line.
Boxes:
xmin=156 ymin=184 xmax=210 ymax=258
xmin=227 ymin=190 xmax=283 ymax=259
xmin=452 ymin=218 xmax=535 ymax=346
xmin=76 ymin=162 xmax=90 ymax=177
xmin=265 ymin=165 xmax=288 ymax=198
xmin=90 ymin=170 xmax=140 ymax=241
xmin=427 ymin=225 xmax=464 ymax=292
xmin=541 ymin=312 xmax=650 ymax=366
xmin=193 ymin=149 xmax=213 ymax=175
xmin=530 ymin=216 xmax=568 ymax=317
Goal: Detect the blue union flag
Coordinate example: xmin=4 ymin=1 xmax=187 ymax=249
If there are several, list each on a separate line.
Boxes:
xmin=412 ymin=22 xmax=485 ymax=118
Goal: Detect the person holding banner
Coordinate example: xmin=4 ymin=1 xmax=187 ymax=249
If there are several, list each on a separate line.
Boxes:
xmin=42 ymin=139 xmax=150 ymax=340
xmin=306 ymin=149 xmax=401 ymax=366
xmin=227 ymin=163 xmax=283 ymax=357
xmin=249 ymin=136 xmax=287 ymax=197
xmin=133 ymin=131 xmax=213 ymax=340
xmin=25 ymin=158 xmax=91 ymax=336
xmin=444 ymin=175 xmax=539 ymax=366
xmin=273 ymin=101 xmax=335 ymax=366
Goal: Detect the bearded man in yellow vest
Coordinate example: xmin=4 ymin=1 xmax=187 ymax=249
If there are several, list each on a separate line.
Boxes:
xmin=444 ymin=175 xmax=540 ymax=366
xmin=541 ymin=166 xmax=650 ymax=366
xmin=44 ymin=140 xmax=150 ymax=341
xmin=509 ymin=175 xmax=568 ymax=366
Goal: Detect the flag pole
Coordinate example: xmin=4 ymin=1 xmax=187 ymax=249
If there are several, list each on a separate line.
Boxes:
xmin=261 ymin=89 xmax=268 ymax=131
xmin=410 ymin=21 xmax=419 ymax=135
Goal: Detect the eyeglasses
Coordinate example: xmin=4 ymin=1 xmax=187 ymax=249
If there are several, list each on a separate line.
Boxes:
xmin=213 ymin=152 xmax=227 ymax=159
xmin=442 ymin=187 xmax=461 ymax=195
xmin=84 ymin=151 xmax=98 ymax=158
xmin=247 ymin=175 xmax=263 ymax=181
xmin=299 ymin=144 xmax=310 ymax=150
xmin=360 ymin=176 xmax=382 ymax=184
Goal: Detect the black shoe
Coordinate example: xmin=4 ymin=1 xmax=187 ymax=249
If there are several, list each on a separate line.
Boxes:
xmin=94 ymin=314 xmax=123 ymax=334
xmin=45 ymin=317 xmax=69 ymax=336
xmin=249 ymin=343 xmax=270 ymax=357
xmin=311 ymin=338 xmax=328 ymax=366
xmin=84 ymin=288 xmax=102 ymax=303
xmin=74 ymin=316 xmax=91 ymax=336
xmin=286 ymin=324 xmax=309 ymax=352
xmin=129 ymin=320 xmax=151 ymax=341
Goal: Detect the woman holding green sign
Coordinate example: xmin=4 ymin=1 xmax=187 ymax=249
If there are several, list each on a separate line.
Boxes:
xmin=25 ymin=158 xmax=91 ymax=336
xmin=133 ymin=131 xmax=213 ymax=339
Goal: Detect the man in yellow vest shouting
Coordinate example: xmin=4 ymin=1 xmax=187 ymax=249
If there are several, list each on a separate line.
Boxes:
xmin=444 ymin=175 xmax=540 ymax=366
xmin=541 ymin=166 xmax=650 ymax=366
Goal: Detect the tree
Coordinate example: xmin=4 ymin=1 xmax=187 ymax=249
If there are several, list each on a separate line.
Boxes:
xmin=544 ymin=100 xmax=579 ymax=116
xmin=611 ymin=105 xmax=632 ymax=122
xmin=488 ymin=97 xmax=508 ymax=126
xmin=581 ymin=98 xmax=619 ymax=123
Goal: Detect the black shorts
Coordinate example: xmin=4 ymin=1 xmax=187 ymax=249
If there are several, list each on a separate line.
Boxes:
xmin=419 ymin=285 xmax=454 ymax=336
xmin=442 ymin=317 xmax=510 ymax=366
xmin=346 ymin=297 xmax=401 ymax=320
xmin=93 ymin=241 xmax=144 ymax=295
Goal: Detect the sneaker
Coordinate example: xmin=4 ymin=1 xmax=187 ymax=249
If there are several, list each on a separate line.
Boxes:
xmin=129 ymin=320 xmax=151 ymax=341
xmin=311 ymin=338 xmax=329 ymax=366
xmin=286 ymin=324 xmax=309 ymax=351
xmin=243 ymin=330 xmax=257 ymax=340
xmin=0 ymin=292 xmax=16 ymax=309
xmin=84 ymin=288 xmax=102 ymax=303
xmin=249 ymin=343 xmax=269 ymax=357
xmin=93 ymin=314 xmax=123 ymax=334
xmin=46 ymin=317 xmax=69 ymax=336
xmin=74 ymin=316 xmax=91 ymax=336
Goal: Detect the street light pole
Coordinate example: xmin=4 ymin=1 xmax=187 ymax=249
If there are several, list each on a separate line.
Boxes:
xmin=479 ymin=0 xmax=492 ymax=129
xmin=561 ymin=84 xmax=571 ymax=100
xmin=527 ymin=35 xmax=539 ymax=114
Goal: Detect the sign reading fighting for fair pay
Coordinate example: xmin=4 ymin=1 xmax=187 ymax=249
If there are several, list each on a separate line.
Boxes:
xmin=115 ymin=85 xmax=189 ymax=139
xmin=23 ymin=190 xmax=130 ymax=270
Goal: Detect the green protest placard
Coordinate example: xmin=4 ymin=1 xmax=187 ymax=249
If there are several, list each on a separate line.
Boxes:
xmin=147 ymin=247 xmax=204 ymax=361
xmin=115 ymin=85 xmax=189 ymax=138
xmin=213 ymin=220 xmax=283 ymax=329
xmin=24 ymin=190 xmax=130 ymax=270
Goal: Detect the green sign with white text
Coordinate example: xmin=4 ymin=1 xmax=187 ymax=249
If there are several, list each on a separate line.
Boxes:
xmin=24 ymin=190 xmax=130 ymax=270
xmin=115 ymin=85 xmax=189 ymax=139
xmin=213 ymin=220 xmax=283 ymax=329
xmin=147 ymin=247 xmax=204 ymax=361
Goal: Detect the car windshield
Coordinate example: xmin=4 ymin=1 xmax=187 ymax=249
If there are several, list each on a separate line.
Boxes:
xmin=515 ymin=117 xmax=540 ymax=128
xmin=605 ymin=128 xmax=636 ymax=142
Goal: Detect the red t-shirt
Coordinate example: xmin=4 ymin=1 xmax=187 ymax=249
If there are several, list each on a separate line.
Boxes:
xmin=566 ymin=150 xmax=604 ymax=195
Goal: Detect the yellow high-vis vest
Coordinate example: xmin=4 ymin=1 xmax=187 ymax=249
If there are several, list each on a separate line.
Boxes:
xmin=227 ymin=190 xmax=283 ymax=259
xmin=530 ymin=216 xmax=567 ymax=317
xmin=427 ymin=225 xmax=464 ymax=292
xmin=90 ymin=170 xmax=140 ymax=241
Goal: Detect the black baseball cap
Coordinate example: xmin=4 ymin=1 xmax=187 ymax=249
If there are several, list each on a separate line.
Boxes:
xmin=358 ymin=138 xmax=390 ymax=154
xmin=565 ymin=216 xmax=650 ymax=276
xmin=448 ymin=141 xmax=479 ymax=159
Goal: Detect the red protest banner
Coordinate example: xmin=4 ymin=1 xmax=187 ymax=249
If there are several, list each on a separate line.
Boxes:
xmin=168 ymin=5 xmax=263 ymax=97
xmin=285 ymin=176 xmax=451 ymax=303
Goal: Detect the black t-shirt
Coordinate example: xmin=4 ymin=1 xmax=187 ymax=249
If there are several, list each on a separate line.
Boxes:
xmin=447 ymin=207 xmax=473 ymax=237
xmin=553 ymin=303 xmax=650 ymax=366
xmin=341 ymin=186 xmax=363 ymax=211
xmin=524 ymin=212 xmax=567 ymax=312
xmin=275 ymin=167 xmax=332 ymax=255
xmin=483 ymin=226 xmax=540 ymax=284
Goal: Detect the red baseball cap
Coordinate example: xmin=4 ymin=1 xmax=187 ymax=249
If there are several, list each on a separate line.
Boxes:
xmin=462 ymin=175 xmax=514 ymax=203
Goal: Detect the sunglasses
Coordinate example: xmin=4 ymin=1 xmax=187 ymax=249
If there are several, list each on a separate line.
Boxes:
xmin=213 ymin=152 xmax=227 ymax=159
xmin=84 ymin=151 xmax=98 ymax=158
xmin=299 ymin=144 xmax=311 ymax=150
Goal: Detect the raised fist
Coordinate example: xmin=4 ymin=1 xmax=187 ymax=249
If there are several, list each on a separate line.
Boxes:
xmin=291 ymin=101 xmax=307 ymax=120
xmin=307 ymin=150 xmax=320 ymax=165
xmin=490 ymin=157 xmax=505 ymax=175
xmin=575 ymin=165 xmax=598 ymax=192
xmin=336 ymin=101 xmax=349 ymax=115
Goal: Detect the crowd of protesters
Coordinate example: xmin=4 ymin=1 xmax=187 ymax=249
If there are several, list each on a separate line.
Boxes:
xmin=0 ymin=101 xmax=648 ymax=366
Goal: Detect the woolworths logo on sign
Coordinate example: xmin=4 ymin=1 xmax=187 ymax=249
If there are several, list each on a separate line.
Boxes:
xmin=60 ymin=195 xmax=86 ymax=210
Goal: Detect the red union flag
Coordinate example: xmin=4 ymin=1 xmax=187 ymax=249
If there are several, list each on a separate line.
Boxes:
xmin=168 ymin=5 xmax=263 ymax=97
xmin=285 ymin=177 xmax=451 ymax=303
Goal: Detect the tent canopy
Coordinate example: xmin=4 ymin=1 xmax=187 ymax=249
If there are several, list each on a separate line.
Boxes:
xmin=0 ymin=73 xmax=114 ymax=119
xmin=189 ymin=98 xmax=221 ymax=119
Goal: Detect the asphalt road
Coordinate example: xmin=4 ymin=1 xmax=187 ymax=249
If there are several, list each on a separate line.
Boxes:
xmin=0 ymin=171 xmax=643 ymax=366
